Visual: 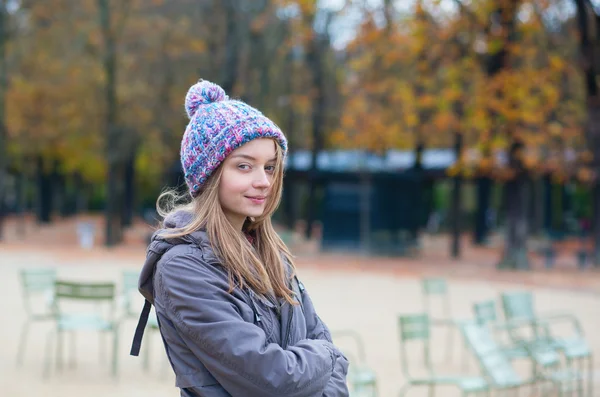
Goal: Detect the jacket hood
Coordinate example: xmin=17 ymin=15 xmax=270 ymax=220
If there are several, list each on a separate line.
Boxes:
xmin=138 ymin=210 xmax=210 ymax=303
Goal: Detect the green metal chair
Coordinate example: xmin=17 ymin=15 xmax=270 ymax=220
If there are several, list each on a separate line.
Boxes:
xmin=472 ymin=300 xmax=529 ymax=360
xmin=16 ymin=268 xmax=57 ymax=366
xmin=397 ymin=313 xmax=489 ymax=397
xmin=330 ymin=330 xmax=378 ymax=397
xmin=479 ymin=316 xmax=583 ymax=397
xmin=44 ymin=280 xmax=119 ymax=378
xmin=421 ymin=277 xmax=465 ymax=366
xmin=472 ymin=300 xmax=567 ymax=394
xmin=501 ymin=291 xmax=591 ymax=396
xmin=459 ymin=319 xmax=548 ymax=396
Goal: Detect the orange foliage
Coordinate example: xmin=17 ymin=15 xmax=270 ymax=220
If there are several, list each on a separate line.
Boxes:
xmin=335 ymin=0 xmax=586 ymax=181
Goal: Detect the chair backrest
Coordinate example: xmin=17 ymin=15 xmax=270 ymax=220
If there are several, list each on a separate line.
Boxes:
xmin=21 ymin=268 xmax=56 ymax=292
xmin=421 ymin=278 xmax=451 ymax=318
xmin=473 ymin=300 xmax=498 ymax=325
xmin=20 ymin=268 xmax=57 ymax=315
xmin=123 ymin=270 xmax=139 ymax=293
xmin=460 ymin=321 xmax=523 ymax=388
xmin=55 ymin=281 xmax=115 ymax=301
xmin=398 ymin=314 xmax=431 ymax=376
xmin=421 ymin=278 xmax=447 ymax=295
xmin=122 ymin=270 xmax=140 ymax=316
xmin=501 ymin=291 xmax=535 ymax=321
xmin=53 ymin=281 xmax=117 ymax=326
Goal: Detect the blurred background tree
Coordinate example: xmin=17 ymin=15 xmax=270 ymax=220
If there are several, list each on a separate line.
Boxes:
xmin=0 ymin=0 xmax=598 ymax=268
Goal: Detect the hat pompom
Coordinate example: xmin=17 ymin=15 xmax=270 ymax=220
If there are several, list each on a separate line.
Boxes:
xmin=184 ymin=79 xmax=228 ymax=119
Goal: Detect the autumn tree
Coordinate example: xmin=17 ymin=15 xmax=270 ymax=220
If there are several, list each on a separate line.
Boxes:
xmin=334 ymin=0 xmax=587 ymax=264
xmin=0 ymin=1 xmax=9 ymax=239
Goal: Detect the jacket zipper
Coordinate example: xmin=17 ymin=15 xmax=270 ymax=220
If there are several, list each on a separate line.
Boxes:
xmin=247 ymin=290 xmax=262 ymax=324
xmin=282 ymin=304 xmax=293 ymax=349
xmin=282 ymin=278 xmax=303 ymax=349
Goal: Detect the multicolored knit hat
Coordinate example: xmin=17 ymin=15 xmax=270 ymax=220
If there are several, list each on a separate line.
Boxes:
xmin=180 ymin=79 xmax=288 ymax=197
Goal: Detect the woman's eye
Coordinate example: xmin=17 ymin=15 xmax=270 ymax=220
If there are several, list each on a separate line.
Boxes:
xmin=238 ymin=164 xmax=251 ymax=171
xmin=265 ymin=165 xmax=275 ymax=173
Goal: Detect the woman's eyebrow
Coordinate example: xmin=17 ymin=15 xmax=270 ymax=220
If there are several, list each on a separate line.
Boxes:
xmin=230 ymin=154 xmax=277 ymax=161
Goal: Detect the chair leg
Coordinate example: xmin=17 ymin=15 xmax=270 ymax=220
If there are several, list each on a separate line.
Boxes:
xmin=111 ymin=329 xmax=119 ymax=378
xmin=577 ymin=358 xmax=585 ymax=397
xmin=56 ymin=329 xmax=63 ymax=372
xmin=43 ymin=329 xmax=54 ymax=379
xmin=16 ymin=320 xmax=30 ymax=366
xmin=446 ymin=326 xmax=454 ymax=363
xmin=428 ymin=384 xmax=434 ymax=397
xmin=587 ymin=355 xmax=593 ymax=397
xmin=99 ymin=331 xmax=105 ymax=363
xmin=143 ymin=331 xmax=151 ymax=371
xmin=70 ymin=331 xmax=76 ymax=369
xmin=461 ymin=338 xmax=469 ymax=371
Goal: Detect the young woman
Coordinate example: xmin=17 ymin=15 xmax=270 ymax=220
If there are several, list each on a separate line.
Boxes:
xmin=131 ymin=80 xmax=349 ymax=397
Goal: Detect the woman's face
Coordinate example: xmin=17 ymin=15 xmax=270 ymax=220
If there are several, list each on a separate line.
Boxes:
xmin=219 ymin=138 xmax=278 ymax=231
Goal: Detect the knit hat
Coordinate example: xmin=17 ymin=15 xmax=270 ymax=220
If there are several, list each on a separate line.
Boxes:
xmin=180 ymin=80 xmax=288 ymax=197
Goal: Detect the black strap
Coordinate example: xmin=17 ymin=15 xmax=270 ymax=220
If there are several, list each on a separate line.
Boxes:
xmin=130 ymin=299 xmax=151 ymax=356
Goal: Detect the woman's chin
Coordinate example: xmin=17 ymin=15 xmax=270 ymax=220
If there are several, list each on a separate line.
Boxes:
xmin=243 ymin=208 xmax=266 ymax=219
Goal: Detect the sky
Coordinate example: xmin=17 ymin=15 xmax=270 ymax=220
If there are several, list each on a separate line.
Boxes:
xmin=321 ymin=0 xmax=459 ymax=49
xmin=321 ymin=0 xmax=579 ymax=49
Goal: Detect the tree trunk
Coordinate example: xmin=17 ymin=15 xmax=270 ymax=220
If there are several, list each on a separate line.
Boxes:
xmin=98 ymin=0 xmax=122 ymax=246
xmin=593 ymin=182 xmax=600 ymax=266
xmin=473 ymin=177 xmax=492 ymax=245
xmin=61 ymin=175 xmax=79 ymax=218
xmin=220 ymin=0 xmax=239 ymax=94
xmin=450 ymin=133 xmax=463 ymax=258
xmin=36 ymin=157 xmax=53 ymax=224
xmin=0 ymin=2 xmax=8 ymax=241
xmin=106 ymin=161 xmax=123 ymax=245
xmin=499 ymin=174 xmax=529 ymax=269
xmin=574 ymin=0 xmax=600 ymax=265
xmin=543 ymin=174 xmax=552 ymax=232
xmin=74 ymin=173 xmax=88 ymax=214
xmin=474 ymin=0 xmax=520 ymax=246
xmin=54 ymin=165 xmax=67 ymax=217
xmin=589 ymin=103 xmax=600 ymax=265
xmin=529 ymin=177 xmax=543 ymax=236
xmin=305 ymin=37 xmax=326 ymax=240
xmin=409 ymin=143 xmax=425 ymax=243
xmin=121 ymin=150 xmax=135 ymax=228
xmin=282 ymin=46 xmax=296 ymax=230
xmin=15 ymin=169 xmax=26 ymax=237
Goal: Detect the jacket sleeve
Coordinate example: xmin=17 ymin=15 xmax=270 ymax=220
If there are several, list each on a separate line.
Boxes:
xmin=156 ymin=252 xmax=337 ymax=397
xmin=298 ymin=278 xmax=350 ymax=397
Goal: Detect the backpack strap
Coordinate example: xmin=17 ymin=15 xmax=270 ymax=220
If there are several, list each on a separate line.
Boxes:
xmin=130 ymin=299 xmax=152 ymax=356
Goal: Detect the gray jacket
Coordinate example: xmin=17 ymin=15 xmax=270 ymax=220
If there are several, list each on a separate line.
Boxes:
xmin=132 ymin=211 xmax=349 ymax=397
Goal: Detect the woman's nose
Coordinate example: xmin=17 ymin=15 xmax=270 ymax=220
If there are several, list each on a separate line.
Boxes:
xmin=253 ymin=170 xmax=271 ymax=188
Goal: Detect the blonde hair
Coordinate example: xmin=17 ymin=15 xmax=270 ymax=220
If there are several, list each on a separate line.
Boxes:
xmin=156 ymin=141 xmax=297 ymax=304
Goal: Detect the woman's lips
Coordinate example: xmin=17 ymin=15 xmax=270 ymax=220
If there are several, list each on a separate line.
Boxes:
xmin=246 ymin=196 xmax=266 ymax=204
